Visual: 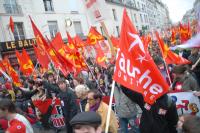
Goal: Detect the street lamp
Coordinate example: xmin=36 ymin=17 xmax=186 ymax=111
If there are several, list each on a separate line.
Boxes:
xmin=65 ymin=18 xmax=72 ymax=28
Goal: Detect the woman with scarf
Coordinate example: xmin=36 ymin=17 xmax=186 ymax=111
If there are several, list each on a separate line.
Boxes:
xmin=85 ymin=89 xmax=118 ymax=133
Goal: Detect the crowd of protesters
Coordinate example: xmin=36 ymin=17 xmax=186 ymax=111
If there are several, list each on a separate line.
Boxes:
xmin=0 ymin=35 xmax=200 ymax=133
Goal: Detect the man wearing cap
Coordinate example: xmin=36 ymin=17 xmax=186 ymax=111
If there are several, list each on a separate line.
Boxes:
xmin=171 ymin=65 xmax=200 ymax=91
xmin=70 ymin=111 xmax=102 ymax=133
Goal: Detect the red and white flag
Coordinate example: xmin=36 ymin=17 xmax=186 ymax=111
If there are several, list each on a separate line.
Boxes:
xmin=170 ymin=33 xmax=200 ymax=50
xmin=113 ymin=9 xmax=169 ymax=104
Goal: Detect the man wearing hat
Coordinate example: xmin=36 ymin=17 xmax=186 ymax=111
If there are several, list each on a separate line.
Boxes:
xmin=70 ymin=111 xmax=102 ymax=133
xmin=171 ymin=65 xmax=200 ymax=91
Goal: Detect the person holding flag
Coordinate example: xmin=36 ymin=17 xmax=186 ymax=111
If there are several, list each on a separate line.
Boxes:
xmin=112 ymin=9 xmax=178 ymax=133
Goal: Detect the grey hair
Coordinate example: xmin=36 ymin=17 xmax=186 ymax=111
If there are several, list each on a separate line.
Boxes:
xmin=75 ymin=84 xmax=90 ymax=98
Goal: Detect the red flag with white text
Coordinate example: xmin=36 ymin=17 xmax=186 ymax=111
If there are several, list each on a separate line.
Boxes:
xmin=113 ymin=9 xmax=169 ymax=104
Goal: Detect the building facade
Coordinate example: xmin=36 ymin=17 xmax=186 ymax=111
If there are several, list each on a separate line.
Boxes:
xmin=182 ymin=0 xmax=200 ymax=33
xmin=0 ymin=0 xmax=171 ymax=66
xmin=182 ymin=9 xmax=196 ymax=24
xmin=145 ymin=0 xmax=171 ymax=31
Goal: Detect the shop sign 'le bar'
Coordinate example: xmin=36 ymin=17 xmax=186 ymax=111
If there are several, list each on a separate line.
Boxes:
xmin=0 ymin=38 xmax=37 ymax=52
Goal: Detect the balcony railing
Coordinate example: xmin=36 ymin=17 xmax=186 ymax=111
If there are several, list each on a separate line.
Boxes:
xmin=3 ymin=4 xmax=23 ymax=14
xmin=105 ymin=0 xmax=139 ymax=10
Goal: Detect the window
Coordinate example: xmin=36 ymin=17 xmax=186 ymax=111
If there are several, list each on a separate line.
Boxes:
xmin=140 ymin=14 xmax=143 ymax=23
xmin=116 ymin=26 xmax=120 ymax=37
xmin=43 ymin=0 xmax=54 ymax=12
xmin=13 ymin=22 xmax=25 ymax=40
xmin=112 ymin=9 xmax=117 ymax=21
xmin=4 ymin=0 xmax=21 ymax=14
xmin=48 ymin=21 xmax=59 ymax=38
xmin=142 ymin=4 xmax=144 ymax=11
xmin=73 ymin=21 xmax=83 ymax=36
xmin=144 ymin=15 xmax=147 ymax=23
xmin=137 ymin=2 xmax=140 ymax=9
xmin=146 ymin=15 xmax=149 ymax=23
xmin=134 ymin=14 xmax=137 ymax=23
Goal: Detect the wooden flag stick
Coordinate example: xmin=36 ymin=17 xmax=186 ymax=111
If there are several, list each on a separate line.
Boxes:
xmin=80 ymin=52 xmax=104 ymax=94
xmin=105 ymin=81 xmax=115 ymax=133
xmin=100 ymin=22 xmax=115 ymax=56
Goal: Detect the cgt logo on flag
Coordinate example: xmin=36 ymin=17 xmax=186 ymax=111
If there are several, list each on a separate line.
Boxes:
xmin=114 ymin=9 xmax=169 ymax=104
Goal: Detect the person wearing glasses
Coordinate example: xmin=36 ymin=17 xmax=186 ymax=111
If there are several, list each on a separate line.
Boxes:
xmin=85 ymin=89 xmax=118 ymax=133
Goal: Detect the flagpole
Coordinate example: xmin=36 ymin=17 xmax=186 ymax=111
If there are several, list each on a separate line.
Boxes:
xmin=80 ymin=51 xmax=104 ymax=94
xmin=156 ymin=32 xmax=172 ymax=85
xmin=100 ymin=22 xmax=115 ymax=56
xmin=0 ymin=69 xmax=12 ymax=81
xmin=163 ymin=60 xmax=172 ymax=85
xmin=8 ymin=25 xmax=14 ymax=41
xmin=191 ymin=57 xmax=200 ymax=70
xmin=44 ymin=36 xmax=60 ymax=72
xmin=56 ymin=66 xmax=60 ymax=82
xmin=105 ymin=80 xmax=115 ymax=133
xmin=30 ymin=61 xmax=39 ymax=77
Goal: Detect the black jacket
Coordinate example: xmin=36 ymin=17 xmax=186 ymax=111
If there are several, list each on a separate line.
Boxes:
xmin=43 ymin=81 xmax=60 ymax=97
xmin=121 ymin=86 xmax=178 ymax=133
xmin=58 ymin=88 xmax=78 ymax=133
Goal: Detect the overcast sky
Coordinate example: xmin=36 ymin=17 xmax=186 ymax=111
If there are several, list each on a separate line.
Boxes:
xmin=161 ymin=0 xmax=195 ymax=23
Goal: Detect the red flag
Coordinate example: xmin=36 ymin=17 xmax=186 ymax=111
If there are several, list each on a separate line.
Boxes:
xmin=167 ymin=51 xmax=191 ymax=65
xmin=32 ymin=98 xmax=65 ymax=128
xmin=47 ymin=47 xmax=70 ymax=77
xmin=15 ymin=49 xmax=34 ymax=76
xmin=156 ymin=32 xmax=191 ymax=65
xmin=30 ymin=17 xmax=71 ymax=76
xmin=180 ymin=22 xmax=190 ymax=43
xmin=110 ymin=36 xmax=120 ymax=48
xmin=51 ymin=32 xmax=67 ymax=52
xmin=48 ymin=36 xmax=74 ymax=77
xmin=33 ymin=45 xmax=50 ymax=69
xmin=66 ymin=32 xmax=77 ymax=53
xmin=95 ymin=43 xmax=107 ymax=68
xmin=30 ymin=17 xmax=49 ymax=50
xmin=9 ymin=16 xmax=14 ymax=33
xmin=51 ymin=33 xmax=86 ymax=76
xmin=74 ymin=35 xmax=86 ymax=48
xmin=2 ymin=58 xmax=21 ymax=87
xmin=0 ymin=61 xmax=6 ymax=72
xmin=87 ymin=27 xmax=104 ymax=45
xmin=113 ymin=9 xmax=169 ymax=104
xmin=170 ymin=28 xmax=176 ymax=45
